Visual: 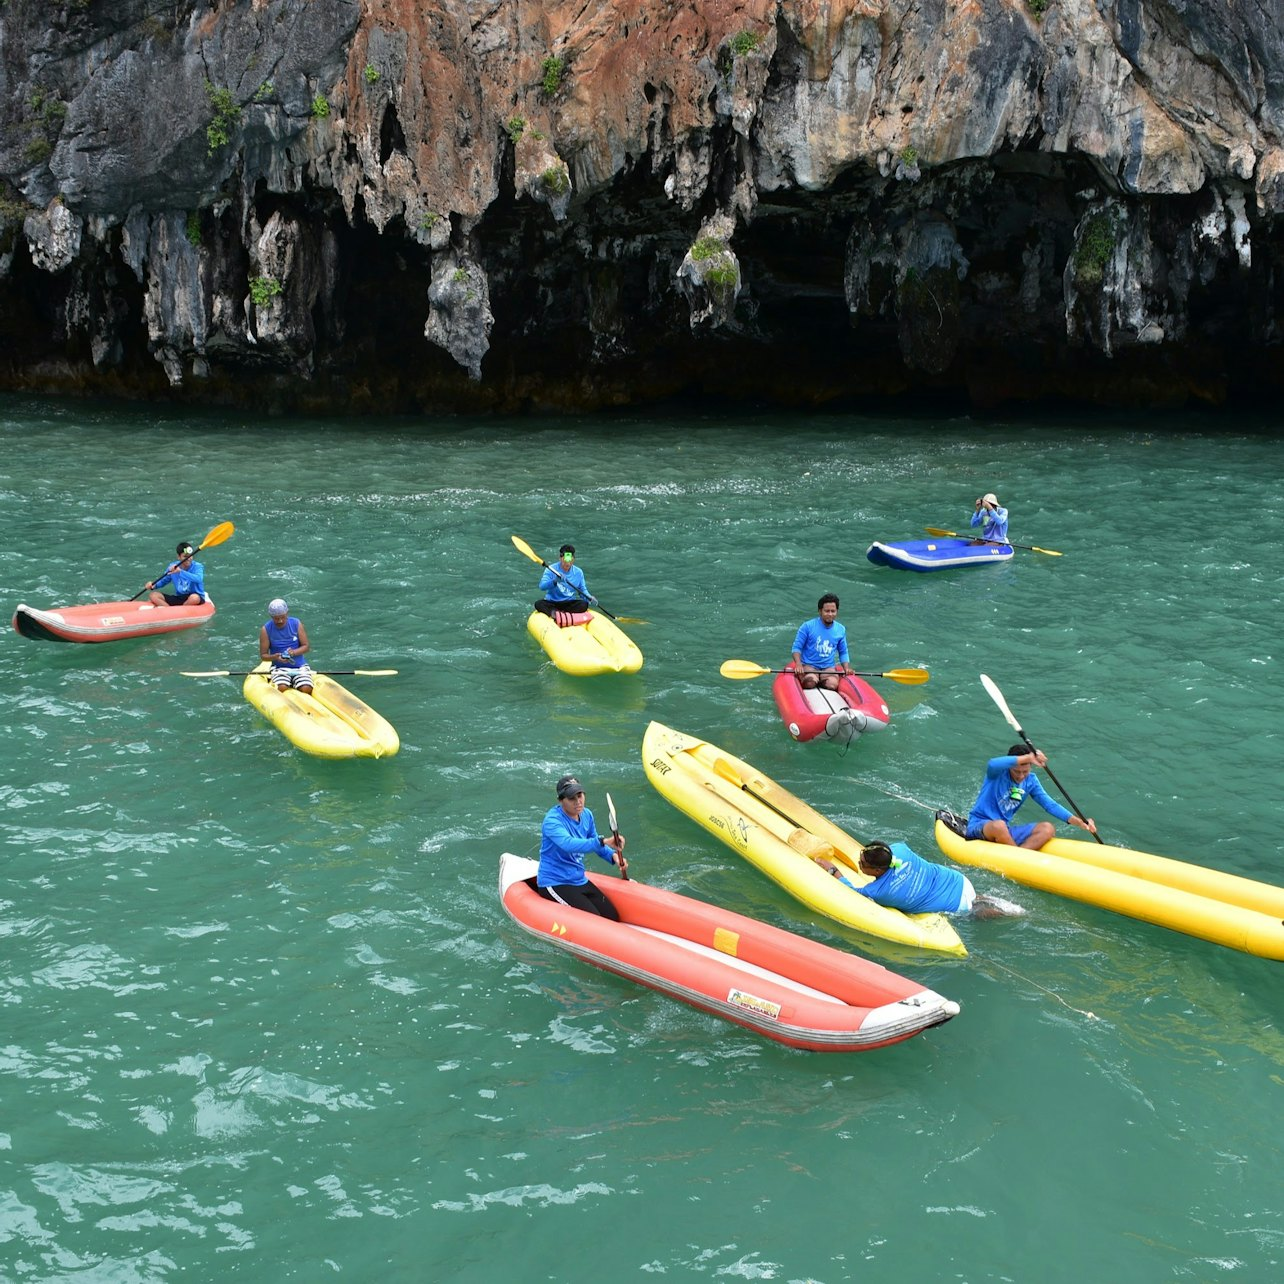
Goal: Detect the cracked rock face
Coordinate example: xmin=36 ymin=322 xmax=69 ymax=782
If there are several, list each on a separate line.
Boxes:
xmin=1 ymin=0 xmax=1282 ymax=411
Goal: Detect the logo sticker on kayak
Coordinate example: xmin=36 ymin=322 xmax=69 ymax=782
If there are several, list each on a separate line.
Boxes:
xmin=728 ymin=989 xmax=781 ymax=1019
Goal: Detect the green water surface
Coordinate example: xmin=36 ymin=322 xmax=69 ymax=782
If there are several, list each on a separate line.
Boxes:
xmin=1 ymin=398 xmax=1282 ymax=1282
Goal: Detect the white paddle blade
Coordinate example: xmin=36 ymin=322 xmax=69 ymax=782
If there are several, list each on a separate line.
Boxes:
xmin=979 ymin=673 xmax=1023 ymax=733
xmin=606 ymin=791 xmax=618 ymax=834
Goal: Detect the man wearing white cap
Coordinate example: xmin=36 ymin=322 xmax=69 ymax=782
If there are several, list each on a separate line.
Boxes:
xmin=970 ymin=492 xmax=1010 ymax=545
xmin=258 ymin=598 xmax=314 ymax=694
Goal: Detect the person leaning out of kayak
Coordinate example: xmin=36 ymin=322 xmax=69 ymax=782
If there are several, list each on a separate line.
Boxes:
xmin=259 ymin=598 xmax=314 ymax=695
xmin=533 ymin=544 xmax=598 ymax=623
xmin=815 ymin=841 xmax=1020 ymax=919
xmin=147 ymin=541 xmax=206 ymax=606
xmin=790 ymin=592 xmax=852 ymax=691
xmin=967 ymin=745 xmax=1097 ymax=848
xmin=970 ymin=492 xmax=1010 ymax=544
xmin=536 ymin=774 xmax=626 ymax=918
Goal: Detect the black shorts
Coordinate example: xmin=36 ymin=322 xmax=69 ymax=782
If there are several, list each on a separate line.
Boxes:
xmin=537 ymin=881 xmax=620 ymax=921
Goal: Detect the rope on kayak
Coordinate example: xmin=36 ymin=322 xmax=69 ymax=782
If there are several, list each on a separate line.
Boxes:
xmin=853 ymin=775 xmax=943 ymax=813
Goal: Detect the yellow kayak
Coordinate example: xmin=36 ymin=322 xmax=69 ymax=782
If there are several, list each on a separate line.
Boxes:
xmin=934 ymin=817 xmax=1284 ymax=960
xmin=526 ymin=610 xmax=643 ymax=675
xmin=642 ymin=720 xmax=966 ymax=956
xmin=242 ymin=664 xmax=400 ymax=759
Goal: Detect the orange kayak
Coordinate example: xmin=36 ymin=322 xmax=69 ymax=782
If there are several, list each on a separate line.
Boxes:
xmin=12 ymin=598 xmax=215 ymax=643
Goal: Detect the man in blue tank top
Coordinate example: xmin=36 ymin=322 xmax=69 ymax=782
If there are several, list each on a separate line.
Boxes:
xmin=533 ymin=544 xmax=598 ymax=620
xmin=966 ymin=745 xmax=1097 ymax=846
xmin=258 ymin=598 xmax=315 ymax=694
xmin=970 ymin=492 xmax=1010 ymax=544
xmin=147 ymin=541 xmax=206 ymax=606
xmin=536 ymin=774 xmax=626 ymax=918
xmin=790 ymin=593 xmax=852 ymax=690
xmin=815 ymin=841 xmax=1021 ymax=918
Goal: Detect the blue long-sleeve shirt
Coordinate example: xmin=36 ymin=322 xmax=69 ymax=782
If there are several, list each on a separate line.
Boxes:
xmin=539 ymin=562 xmax=590 ymax=603
xmin=154 ymin=559 xmax=206 ymax=600
xmin=538 ymin=804 xmax=615 ymax=887
xmin=970 ymin=505 xmax=1010 ymax=543
xmin=968 ymin=756 xmax=1072 ymax=828
xmin=854 ymin=842 xmax=967 ymax=914
xmin=791 ymin=617 xmax=849 ymax=669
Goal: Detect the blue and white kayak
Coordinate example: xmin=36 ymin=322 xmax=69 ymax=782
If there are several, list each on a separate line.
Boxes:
xmin=866 ymin=537 xmax=1013 ymax=572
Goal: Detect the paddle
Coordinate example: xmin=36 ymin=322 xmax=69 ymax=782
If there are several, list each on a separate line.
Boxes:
xmin=182 ymin=669 xmax=398 ymax=678
xmin=979 ymin=673 xmax=1103 ymax=843
xmin=719 ymin=659 xmax=929 ymax=685
xmin=131 ymin=521 xmax=236 ymax=600
xmin=605 ymin=791 xmax=628 ymax=880
xmin=510 ymin=534 xmax=646 ymax=625
xmin=923 ymin=527 xmax=1062 ymax=557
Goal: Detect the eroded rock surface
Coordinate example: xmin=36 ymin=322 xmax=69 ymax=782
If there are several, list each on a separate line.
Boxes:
xmin=1 ymin=0 xmax=1281 ymax=410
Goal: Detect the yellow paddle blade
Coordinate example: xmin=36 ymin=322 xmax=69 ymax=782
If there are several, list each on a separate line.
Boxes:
xmin=511 ymin=534 xmax=543 ymax=565
xmin=720 ymin=659 xmax=772 ymax=679
xmin=711 ymin=757 xmax=747 ymax=788
xmin=198 ymin=521 xmax=235 ymax=550
xmin=923 ymin=527 xmax=959 ymax=538
xmin=1030 ymin=545 xmax=1063 ymax=557
xmin=882 ymin=667 xmax=930 ymax=685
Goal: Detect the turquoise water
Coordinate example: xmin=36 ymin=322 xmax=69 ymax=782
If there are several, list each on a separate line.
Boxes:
xmin=2 ymin=397 xmax=1282 ymax=1282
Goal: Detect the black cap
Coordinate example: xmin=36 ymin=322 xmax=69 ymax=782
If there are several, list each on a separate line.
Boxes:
xmin=556 ymin=774 xmax=583 ymax=799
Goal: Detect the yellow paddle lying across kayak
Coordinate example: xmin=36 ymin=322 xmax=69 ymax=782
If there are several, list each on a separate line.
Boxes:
xmin=510 ymin=534 xmax=647 ymax=625
xmin=130 ymin=521 xmax=235 ymax=600
xmin=923 ymin=527 xmax=1062 ymax=556
xmin=720 ymin=659 xmax=929 ymax=685
xmin=182 ymin=669 xmax=398 ymax=678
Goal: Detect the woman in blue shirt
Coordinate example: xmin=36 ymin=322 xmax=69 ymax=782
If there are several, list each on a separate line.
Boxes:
xmin=537 ymin=774 xmax=626 ymax=918
xmin=970 ymin=492 xmax=1010 ymax=544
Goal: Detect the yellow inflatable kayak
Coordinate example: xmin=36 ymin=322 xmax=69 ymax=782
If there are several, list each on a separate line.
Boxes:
xmin=526 ymin=610 xmax=643 ymax=675
xmin=642 ymin=721 xmax=966 ymax=956
xmin=242 ymin=664 xmax=400 ymax=759
xmin=934 ymin=816 xmax=1284 ymax=960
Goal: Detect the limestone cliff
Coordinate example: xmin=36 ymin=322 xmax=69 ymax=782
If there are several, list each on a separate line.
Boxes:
xmin=1 ymin=0 xmax=1281 ymax=411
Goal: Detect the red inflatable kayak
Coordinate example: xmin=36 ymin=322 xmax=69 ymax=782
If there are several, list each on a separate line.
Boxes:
xmin=499 ymin=853 xmax=958 ymax=1052
xmin=12 ymin=598 xmax=216 ymax=643
xmin=772 ymin=670 xmax=890 ymax=743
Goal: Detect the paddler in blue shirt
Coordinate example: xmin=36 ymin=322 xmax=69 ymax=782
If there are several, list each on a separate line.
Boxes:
xmin=258 ymin=598 xmax=315 ymax=694
xmin=147 ymin=541 xmax=207 ymax=606
xmin=815 ymin=841 xmax=1022 ymax=919
xmin=790 ymin=593 xmax=852 ymax=691
xmin=537 ymin=774 xmax=626 ymax=918
xmin=966 ymin=745 xmax=1097 ymax=847
xmin=970 ymin=492 xmax=1010 ymax=544
xmin=533 ymin=544 xmax=598 ymax=620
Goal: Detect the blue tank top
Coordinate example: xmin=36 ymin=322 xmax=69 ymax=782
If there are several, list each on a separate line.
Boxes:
xmin=264 ymin=616 xmax=304 ymax=668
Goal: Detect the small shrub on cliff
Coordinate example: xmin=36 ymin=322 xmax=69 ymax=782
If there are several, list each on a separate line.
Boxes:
xmin=185 ymin=212 xmax=201 ymax=247
xmin=311 ymin=95 xmax=330 ymax=119
xmin=1074 ymin=211 xmax=1120 ymax=288
xmin=23 ymin=137 xmax=52 ymax=165
xmin=204 ymin=82 xmax=241 ymax=156
xmin=1026 ymin=0 xmax=1048 ymax=16
xmin=690 ymin=236 xmax=728 ymax=262
xmin=540 ymin=56 xmax=565 ymax=97
xmin=506 ymin=116 xmax=526 ymax=145
xmin=249 ymin=275 xmax=283 ymax=308
xmin=900 ymin=145 xmax=918 ymax=166
xmin=254 ymin=81 xmax=275 ymax=103
xmin=451 ymin=268 xmax=468 ymax=284
xmin=364 ymin=64 xmax=380 ymax=85
xmin=540 ymin=166 xmax=570 ymax=196
xmin=729 ymin=30 xmax=760 ymax=58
